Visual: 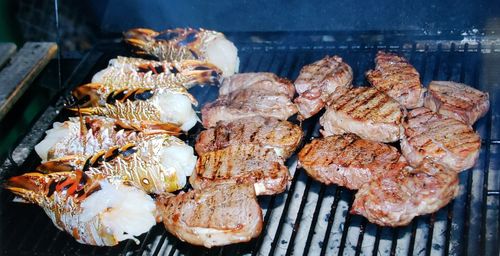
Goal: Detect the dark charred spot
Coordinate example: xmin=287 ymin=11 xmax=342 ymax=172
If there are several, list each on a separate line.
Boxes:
xmin=189 ymin=50 xmax=199 ymax=59
xmin=105 ymin=148 xmax=121 ymax=162
xmin=47 ymin=181 xmax=57 ymax=197
xmin=75 ymin=95 xmax=90 ymax=105
xmin=169 ymin=66 xmax=179 ymax=74
xmin=133 ymin=90 xmax=154 ymax=101
xmin=91 ymin=153 xmax=105 ymax=167
xmin=157 ymin=31 xmax=179 ymax=41
xmin=82 ymin=158 xmax=91 ymax=172
xmin=121 ymin=146 xmax=138 ymax=157
xmin=194 ymin=66 xmax=211 ymax=71
xmin=178 ymin=32 xmax=198 ymax=46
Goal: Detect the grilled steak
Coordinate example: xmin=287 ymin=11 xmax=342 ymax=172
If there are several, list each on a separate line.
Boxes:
xmin=400 ymin=107 xmax=481 ymax=172
xmin=190 ymin=144 xmax=290 ymax=195
xmin=219 ymin=72 xmax=295 ymax=98
xmin=157 ymin=183 xmax=263 ymax=248
xmin=298 ymin=134 xmax=407 ymax=190
xmin=424 ymin=81 xmax=490 ymax=125
xmin=294 ymin=56 xmax=353 ymax=119
xmin=319 ymin=87 xmax=405 ymax=143
xmin=202 ymin=73 xmax=298 ymax=127
xmin=351 ymin=159 xmax=459 ymax=226
xmin=366 ymin=51 xmax=425 ymax=109
xmin=196 ymin=116 xmax=303 ymax=158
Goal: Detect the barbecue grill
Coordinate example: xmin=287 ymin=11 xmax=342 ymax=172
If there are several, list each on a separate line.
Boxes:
xmin=1 ymin=3 xmax=500 ymax=255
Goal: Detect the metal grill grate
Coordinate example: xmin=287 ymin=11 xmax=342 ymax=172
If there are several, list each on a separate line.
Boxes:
xmin=0 ymin=40 xmax=499 ymax=256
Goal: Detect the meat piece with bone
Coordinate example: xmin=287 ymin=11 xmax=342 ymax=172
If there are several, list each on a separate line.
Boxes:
xmin=351 ymin=159 xmax=459 ymax=226
xmin=195 ymin=116 xmax=303 ymax=158
xmin=294 ymin=55 xmax=353 ymax=119
xmin=319 ymin=87 xmax=406 ymax=143
xmin=201 ymin=73 xmax=298 ymax=128
xmin=424 ymin=81 xmax=490 ymax=125
xmin=366 ymin=51 xmax=426 ymax=109
xmin=156 ymin=183 xmax=262 ymax=248
xmin=298 ymin=134 xmax=407 ymax=190
xmin=400 ymin=107 xmax=481 ymax=172
xmin=190 ymin=143 xmax=290 ymax=195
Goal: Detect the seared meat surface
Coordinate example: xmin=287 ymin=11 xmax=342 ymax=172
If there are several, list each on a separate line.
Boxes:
xmin=196 ymin=116 xmax=303 ymax=158
xmin=401 ymin=107 xmax=481 ymax=172
xmin=319 ymin=87 xmax=405 ymax=143
xmin=351 ymin=159 xmax=459 ymax=226
xmin=366 ymin=51 xmax=425 ymax=109
xmin=294 ymin=56 xmax=353 ymax=120
xmin=424 ymin=81 xmax=490 ymax=125
xmin=190 ymin=144 xmax=290 ymax=195
xmin=298 ymin=134 xmax=407 ymax=190
xmin=157 ymin=183 xmax=263 ymax=248
xmin=202 ymin=73 xmax=298 ymax=127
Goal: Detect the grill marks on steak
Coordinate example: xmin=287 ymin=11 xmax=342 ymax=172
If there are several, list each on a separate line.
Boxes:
xmin=366 ymin=51 xmax=425 ymax=109
xmin=157 ymin=183 xmax=263 ymax=248
xmin=401 ymin=107 xmax=481 ymax=172
xmin=351 ymin=159 xmax=459 ymax=226
xmin=319 ymin=87 xmax=405 ymax=142
xmin=298 ymin=134 xmax=407 ymax=190
xmin=424 ymin=81 xmax=490 ymax=125
xmin=195 ymin=116 xmax=303 ymax=158
xmin=190 ymin=143 xmax=290 ymax=195
xmin=201 ymin=73 xmax=298 ymax=127
xmin=294 ymin=56 xmax=353 ymax=119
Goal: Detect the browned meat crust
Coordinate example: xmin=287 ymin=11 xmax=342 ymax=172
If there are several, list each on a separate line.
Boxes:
xmin=201 ymin=73 xmax=298 ymax=127
xmin=401 ymin=107 xmax=481 ymax=172
xmin=424 ymin=81 xmax=489 ymax=125
xmin=195 ymin=116 xmax=303 ymax=158
xmin=190 ymin=144 xmax=290 ymax=195
xmin=366 ymin=51 xmax=425 ymax=109
xmin=157 ymin=183 xmax=263 ymax=248
xmin=298 ymin=134 xmax=407 ymax=190
xmin=294 ymin=56 xmax=353 ymax=120
xmin=351 ymin=159 xmax=459 ymax=227
xmin=319 ymin=87 xmax=405 ymax=143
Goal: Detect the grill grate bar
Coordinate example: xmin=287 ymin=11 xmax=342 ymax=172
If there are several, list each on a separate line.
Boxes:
xmin=319 ymin=187 xmax=342 ymax=255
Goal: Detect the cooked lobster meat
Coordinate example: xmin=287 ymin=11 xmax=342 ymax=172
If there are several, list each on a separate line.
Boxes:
xmin=319 ymin=87 xmax=405 ymax=143
xmin=294 ymin=55 xmax=353 ymax=119
xmin=424 ymin=81 xmax=490 ymax=125
xmin=195 ymin=116 xmax=303 ymax=158
xmin=298 ymin=134 xmax=407 ymax=190
xmin=400 ymin=107 xmax=481 ymax=172
xmin=366 ymin=51 xmax=425 ymax=109
xmin=201 ymin=73 xmax=298 ymax=128
xmin=351 ymin=159 xmax=459 ymax=227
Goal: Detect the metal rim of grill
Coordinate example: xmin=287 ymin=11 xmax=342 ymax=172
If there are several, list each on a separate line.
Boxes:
xmin=0 ymin=37 xmax=499 ymax=256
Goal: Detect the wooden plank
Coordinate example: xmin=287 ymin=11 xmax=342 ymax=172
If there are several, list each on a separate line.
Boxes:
xmin=0 ymin=43 xmax=17 ymax=68
xmin=0 ymin=42 xmax=57 ymax=121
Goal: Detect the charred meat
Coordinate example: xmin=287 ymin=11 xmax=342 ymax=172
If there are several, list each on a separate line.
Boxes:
xmin=157 ymin=183 xmax=263 ymax=248
xmin=366 ymin=51 xmax=425 ymax=109
xmin=294 ymin=56 xmax=353 ymax=119
xmin=400 ymin=107 xmax=481 ymax=172
xmin=190 ymin=143 xmax=290 ymax=196
xmin=351 ymin=159 xmax=459 ymax=227
xmin=298 ymin=134 xmax=407 ymax=190
xmin=424 ymin=81 xmax=489 ymax=125
xmin=319 ymin=87 xmax=405 ymax=143
xmin=195 ymin=116 xmax=303 ymax=158
xmin=201 ymin=73 xmax=298 ymax=128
